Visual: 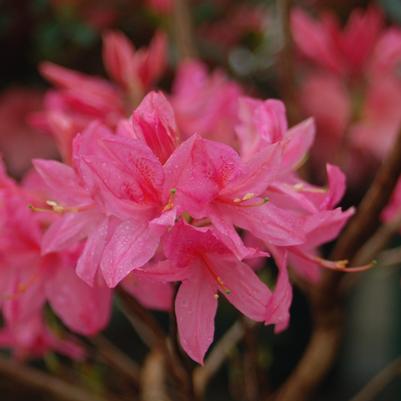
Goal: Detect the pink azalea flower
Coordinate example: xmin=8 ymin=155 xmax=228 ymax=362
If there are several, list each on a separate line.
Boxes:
xmin=34 ymin=119 xmax=175 ymax=287
xmin=291 ymin=6 xmax=383 ymax=77
xmin=146 ymin=0 xmax=172 ymax=14
xmin=103 ymin=30 xmax=167 ymax=101
xmin=163 ymin=98 xmax=315 ymax=259
xmin=122 ymin=270 xmax=173 ymax=311
xmin=142 ymin=222 xmax=274 ymax=363
xmin=36 ymin=31 xmax=167 ymax=162
xmin=0 ymin=87 xmax=57 ymax=177
xmin=127 ymin=91 xmax=179 ymax=164
xmin=292 ymin=7 xmax=401 ymax=184
xmin=198 ymin=4 xmax=266 ymax=49
xmin=171 ymin=60 xmax=243 ymax=147
xmin=0 ymin=313 xmax=84 ymax=360
xmin=269 ymin=165 xmax=354 ymax=283
xmin=0 ymin=165 xmax=111 ymax=348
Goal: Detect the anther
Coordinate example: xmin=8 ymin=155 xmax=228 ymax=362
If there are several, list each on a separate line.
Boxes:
xmin=162 ymin=188 xmax=177 ymax=212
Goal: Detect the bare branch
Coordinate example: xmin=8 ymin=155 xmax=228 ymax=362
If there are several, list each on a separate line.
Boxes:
xmin=141 ymin=350 xmax=171 ymax=401
xmin=349 ymin=356 xmax=401 ymax=401
xmin=274 ymin=127 xmax=401 ymax=401
xmin=173 ymin=0 xmax=197 ymax=60
xmin=116 ymin=287 xmax=166 ymax=349
xmin=92 ymin=335 xmax=141 ymax=385
xmin=0 ymin=355 xmax=108 ymax=401
xmin=194 ymin=320 xmax=246 ymax=397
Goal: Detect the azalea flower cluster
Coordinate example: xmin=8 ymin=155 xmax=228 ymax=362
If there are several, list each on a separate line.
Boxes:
xmin=291 ymin=6 xmax=401 ymax=185
xmin=0 ymin=30 xmax=355 ymax=365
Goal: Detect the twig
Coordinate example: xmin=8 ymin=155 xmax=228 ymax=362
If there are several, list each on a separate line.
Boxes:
xmin=277 ymin=0 xmax=299 ymax=125
xmin=173 ymin=0 xmax=197 ymax=60
xmin=0 ymin=354 xmax=108 ymax=401
xmin=117 ymin=287 xmax=195 ymax=401
xmin=243 ymin=319 xmax=261 ymax=401
xmin=141 ymin=350 xmax=171 ymax=401
xmin=331 ymin=132 xmax=401 ymax=263
xmin=352 ymin=211 xmax=401 ymax=266
xmin=92 ymin=335 xmax=141 ymax=385
xmin=349 ymin=356 xmax=401 ymax=401
xmin=194 ymin=320 xmax=252 ymax=397
xmin=378 ymin=246 xmax=401 ymax=268
xmin=116 ymin=287 xmax=166 ymax=349
xmin=166 ymin=285 xmax=197 ymax=401
xmin=274 ymin=128 xmax=401 ymax=401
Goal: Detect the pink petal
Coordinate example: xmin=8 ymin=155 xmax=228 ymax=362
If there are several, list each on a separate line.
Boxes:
xmin=41 ymin=211 xmax=100 ymax=254
xmin=175 ymin=266 xmax=218 ymax=364
xmin=139 ymin=31 xmax=167 ymax=88
xmin=131 ymin=91 xmax=178 ymax=163
xmin=222 ymin=142 xmax=282 ymax=198
xmin=281 ymin=118 xmax=315 ymax=173
xmin=304 ymin=207 xmax=354 ymax=247
xmin=135 ymin=260 xmax=191 ymax=282
xmin=102 ymin=30 xmax=137 ymax=89
xmin=33 ymin=159 xmax=90 ymax=207
xmin=209 ymin=208 xmax=255 ymax=260
xmin=228 ymin=202 xmax=306 ymax=247
xmin=47 ymin=264 xmax=111 ymax=336
xmin=291 ymin=9 xmax=344 ymax=74
xmin=264 ymin=247 xmax=292 ymax=332
xmin=100 ymin=220 xmax=161 ymax=287
xmin=320 ymin=164 xmax=346 ymax=210
xmin=212 ymin=257 xmax=271 ymax=321
xmin=76 ymin=217 xmax=114 ymax=285
xmin=122 ymin=273 xmax=173 ymax=311
xmin=163 ymin=135 xmax=241 ymax=217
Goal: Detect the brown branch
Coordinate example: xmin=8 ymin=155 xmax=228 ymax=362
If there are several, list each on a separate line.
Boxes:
xmin=277 ymin=0 xmax=299 ymax=125
xmin=332 ymin=133 xmax=401 ymax=263
xmin=92 ymin=335 xmax=141 ymax=385
xmin=141 ymin=350 xmax=171 ymax=401
xmin=173 ymin=0 xmax=197 ymax=60
xmin=274 ymin=128 xmax=401 ymax=401
xmin=0 ymin=354 xmax=108 ymax=401
xmin=378 ymin=246 xmax=401 ymax=268
xmin=165 ymin=285 xmax=197 ymax=401
xmin=194 ymin=320 xmax=248 ymax=397
xmin=243 ymin=319 xmax=262 ymax=401
xmin=352 ymin=211 xmax=401 ymax=266
xmin=349 ymin=356 xmax=401 ymax=401
xmin=116 ymin=287 xmax=166 ymax=349
xmin=117 ymin=287 xmax=195 ymax=401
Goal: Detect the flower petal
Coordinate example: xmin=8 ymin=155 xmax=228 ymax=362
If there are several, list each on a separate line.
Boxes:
xmin=100 ymin=219 xmax=161 ymax=287
xmin=175 ymin=266 xmax=218 ymax=364
xmin=212 ymin=257 xmax=271 ymax=321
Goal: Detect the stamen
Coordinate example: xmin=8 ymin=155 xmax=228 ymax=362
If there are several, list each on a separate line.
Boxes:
xmin=46 ymin=200 xmax=67 ymax=213
xmin=1 ymin=273 xmax=38 ymax=301
xmin=314 ymin=257 xmax=375 ymax=272
xmin=238 ymin=196 xmax=269 ymax=208
xmin=29 ymin=205 xmax=50 ymax=213
xmin=201 ymin=254 xmax=231 ymax=295
xmin=162 ymin=188 xmax=177 ymax=212
xmin=182 ymin=211 xmax=193 ymax=223
xmin=221 ymin=194 xmax=269 ymax=208
xmin=29 ymin=200 xmax=91 ymax=214
xmin=292 ymin=183 xmax=326 ymax=193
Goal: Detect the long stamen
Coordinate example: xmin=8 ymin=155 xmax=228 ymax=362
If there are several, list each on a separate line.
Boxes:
xmin=29 ymin=200 xmax=85 ymax=214
xmin=314 ymin=257 xmax=375 ymax=272
xmin=292 ymin=183 xmax=326 ymax=193
xmin=162 ymin=188 xmax=177 ymax=212
xmin=1 ymin=273 xmax=38 ymax=301
xmin=230 ymin=193 xmax=269 ymax=208
xmin=201 ymin=254 xmax=231 ymax=295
